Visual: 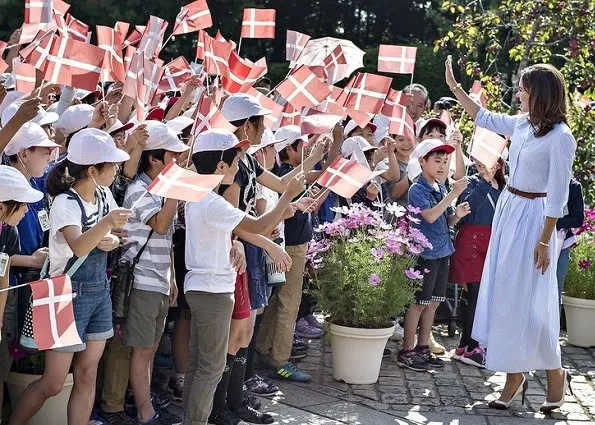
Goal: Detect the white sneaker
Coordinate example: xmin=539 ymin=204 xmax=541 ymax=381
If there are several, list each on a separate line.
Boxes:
xmin=390 ymin=322 xmax=404 ymax=341
xmin=428 ymin=332 xmax=446 ymax=355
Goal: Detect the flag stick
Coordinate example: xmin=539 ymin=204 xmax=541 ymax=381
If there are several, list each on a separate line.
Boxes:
xmin=162 ymin=33 xmax=174 ymax=51
xmin=303 ymin=187 xmax=328 ymax=213
xmin=237 ymin=37 xmax=243 ymax=56
xmin=129 ymin=189 xmax=150 ymax=211
xmin=0 ymin=282 xmax=32 ymax=293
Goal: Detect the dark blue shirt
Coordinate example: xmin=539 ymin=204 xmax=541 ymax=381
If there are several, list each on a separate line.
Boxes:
xmin=408 ymin=175 xmax=454 ymax=260
xmin=459 ymin=175 xmax=503 ymax=226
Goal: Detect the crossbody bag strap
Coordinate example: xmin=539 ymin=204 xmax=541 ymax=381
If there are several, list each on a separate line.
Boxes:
xmin=133 ymin=229 xmax=154 ymax=267
xmin=486 ymin=192 xmax=496 ymax=211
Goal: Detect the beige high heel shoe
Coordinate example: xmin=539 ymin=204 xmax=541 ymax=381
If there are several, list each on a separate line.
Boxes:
xmin=488 ymin=375 xmax=528 ymax=410
xmin=540 ymin=370 xmax=573 ymax=413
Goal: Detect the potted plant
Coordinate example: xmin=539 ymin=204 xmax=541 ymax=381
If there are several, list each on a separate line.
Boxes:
xmin=307 ymin=203 xmax=428 ymax=384
xmin=6 ymin=344 xmax=74 ymax=425
xmin=563 ymin=208 xmax=595 ymax=348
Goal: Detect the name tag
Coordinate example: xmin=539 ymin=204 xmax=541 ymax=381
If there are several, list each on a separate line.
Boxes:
xmin=38 ymin=210 xmax=50 ymax=232
xmin=0 ymin=253 xmax=9 ymax=277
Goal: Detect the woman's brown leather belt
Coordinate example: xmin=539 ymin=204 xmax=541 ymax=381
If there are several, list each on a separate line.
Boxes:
xmin=507 ymin=186 xmax=547 ymax=199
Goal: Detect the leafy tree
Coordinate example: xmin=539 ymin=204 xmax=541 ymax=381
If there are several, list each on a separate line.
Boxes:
xmin=435 ymin=0 xmax=595 ymax=204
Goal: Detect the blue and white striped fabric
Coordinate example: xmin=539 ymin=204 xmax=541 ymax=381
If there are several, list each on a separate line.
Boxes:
xmin=471 ymin=108 xmax=576 ymax=372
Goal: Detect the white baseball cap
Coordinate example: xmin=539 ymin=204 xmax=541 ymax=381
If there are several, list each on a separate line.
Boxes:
xmin=0 ymin=73 xmax=16 ymax=90
xmin=411 ymin=138 xmax=455 ymax=160
xmin=107 ymin=119 xmax=134 ymax=135
xmin=4 ymin=122 xmax=60 ymax=156
xmin=247 ymin=128 xmax=276 ymax=155
xmin=341 ymin=136 xmax=377 ymax=158
xmin=416 ymin=117 xmax=447 ymax=138
xmin=221 ymin=93 xmax=271 ymax=123
xmin=1 ymin=101 xmax=59 ymax=127
xmin=372 ymin=114 xmax=390 ymax=145
xmin=192 ymin=129 xmax=250 ymax=154
xmin=74 ymin=88 xmax=101 ymax=101
xmin=55 ymin=104 xmax=94 ymax=136
xmin=0 ymin=165 xmax=43 ymax=203
xmin=166 ymin=116 xmax=194 ymax=134
xmin=144 ymin=121 xmax=190 ymax=153
xmin=273 ymin=125 xmax=307 ymax=153
xmin=67 ymin=128 xmax=130 ymax=165
xmin=0 ymin=91 xmax=25 ymax=122
xmin=344 ymin=119 xmax=377 ymax=138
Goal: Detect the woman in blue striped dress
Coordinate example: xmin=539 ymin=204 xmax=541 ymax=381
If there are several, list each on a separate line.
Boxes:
xmin=444 ymin=57 xmax=576 ymax=413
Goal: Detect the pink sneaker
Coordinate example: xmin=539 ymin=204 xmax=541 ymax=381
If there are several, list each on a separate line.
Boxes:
xmin=452 ymin=347 xmax=466 ymax=362
xmin=461 ymin=347 xmax=486 ymax=368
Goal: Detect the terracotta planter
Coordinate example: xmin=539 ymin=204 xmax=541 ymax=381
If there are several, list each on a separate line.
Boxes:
xmin=329 ymin=323 xmax=394 ymax=384
xmin=6 ymin=372 xmax=74 ymax=425
xmin=563 ymin=295 xmax=595 ymax=348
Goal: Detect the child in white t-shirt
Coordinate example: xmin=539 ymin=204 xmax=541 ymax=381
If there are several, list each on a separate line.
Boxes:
xmin=183 ymin=129 xmax=305 ymax=425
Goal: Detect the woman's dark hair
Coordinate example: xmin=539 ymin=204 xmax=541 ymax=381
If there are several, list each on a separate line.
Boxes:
xmin=419 ymin=123 xmax=447 ymax=139
xmin=278 ymin=140 xmax=301 ymax=162
xmin=520 ymin=64 xmax=568 ymax=137
xmin=139 ymin=149 xmax=167 ymax=173
xmin=0 ymin=200 xmax=25 ymax=221
xmin=229 ymin=115 xmax=263 ymax=130
xmin=46 ymin=159 xmax=108 ymax=197
xmin=192 ymin=148 xmax=240 ymax=174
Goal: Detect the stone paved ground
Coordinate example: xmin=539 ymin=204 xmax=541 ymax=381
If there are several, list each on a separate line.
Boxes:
xmin=170 ymin=326 xmax=595 ymax=424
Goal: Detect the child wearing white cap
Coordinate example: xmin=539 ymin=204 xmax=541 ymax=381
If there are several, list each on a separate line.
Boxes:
xmin=118 ymin=121 xmax=189 ymax=425
xmin=10 ymin=129 xmax=133 ymax=425
xmin=0 ymin=165 xmax=44 ymax=408
xmin=183 ymin=129 xmax=303 ymax=425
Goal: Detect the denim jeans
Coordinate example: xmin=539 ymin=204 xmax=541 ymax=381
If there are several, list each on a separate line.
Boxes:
xmin=556 ymin=247 xmax=571 ymax=305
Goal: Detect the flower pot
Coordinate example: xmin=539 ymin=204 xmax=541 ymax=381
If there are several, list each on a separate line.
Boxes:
xmin=563 ymin=295 xmax=595 ymax=348
xmin=329 ymin=323 xmax=395 ymax=384
xmin=6 ymin=372 xmax=74 ymax=425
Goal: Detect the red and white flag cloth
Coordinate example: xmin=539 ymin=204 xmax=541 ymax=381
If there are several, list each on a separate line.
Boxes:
xmin=138 ymin=16 xmax=168 ymax=59
xmin=25 ymin=0 xmax=53 ymax=24
xmin=323 ymin=45 xmax=347 ymax=83
xmin=123 ymin=52 xmax=163 ymax=121
xmin=241 ymin=8 xmax=276 ymax=39
xmin=30 ymin=275 xmax=82 ymax=351
xmin=147 ymin=160 xmax=223 ymax=203
xmin=469 ymin=80 xmax=487 ymax=108
xmin=123 ymin=45 xmax=137 ymax=73
xmin=97 ymin=25 xmax=125 ymax=82
xmin=221 ymin=51 xmax=267 ymax=93
xmin=276 ymin=65 xmax=331 ymax=109
xmin=173 ymin=0 xmax=212 ymax=35
xmin=381 ymin=88 xmax=408 ymax=116
xmin=13 ymin=59 xmax=37 ymax=93
xmin=214 ymin=31 xmax=237 ymax=50
xmin=65 ymin=14 xmax=90 ymax=42
xmin=386 ymin=104 xmax=415 ymax=143
xmin=286 ymin=30 xmax=310 ymax=67
xmin=0 ymin=59 xmax=7 ymax=74
xmin=114 ymin=21 xmax=130 ymax=46
xmin=193 ymin=95 xmax=236 ymax=135
xmin=123 ymin=26 xmax=144 ymax=49
xmin=344 ymin=72 xmax=392 ymax=115
xmin=39 ymin=35 xmax=105 ymax=91
xmin=470 ymin=127 xmax=506 ymax=168
xmin=203 ymin=33 xmax=233 ymax=75
xmin=274 ymin=102 xmax=302 ymax=129
xmin=53 ymin=0 xmax=70 ymax=15
xmin=316 ymin=157 xmax=383 ymax=199
xmin=19 ymin=29 xmax=54 ymax=68
xmin=300 ymin=109 xmax=342 ymax=136
xmin=244 ymin=87 xmax=281 ymax=129
xmin=377 ymin=45 xmax=417 ymax=74
xmin=159 ymin=56 xmax=194 ymax=92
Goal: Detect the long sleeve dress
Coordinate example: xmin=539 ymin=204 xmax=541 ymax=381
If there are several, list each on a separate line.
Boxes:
xmin=471 ymin=108 xmax=576 ymax=372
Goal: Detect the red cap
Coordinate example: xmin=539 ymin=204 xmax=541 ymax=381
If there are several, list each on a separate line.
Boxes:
xmin=146 ymin=107 xmax=165 ymax=122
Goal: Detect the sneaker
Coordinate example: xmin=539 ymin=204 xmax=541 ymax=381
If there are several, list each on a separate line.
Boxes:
xmin=290 ymin=347 xmax=307 ymax=361
xmin=461 ymin=347 xmax=486 ymax=369
xmin=304 ymin=313 xmax=324 ymax=330
xmin=416 ymin=345 xmax=445 ymax=369
xmin=396 ymin=349 xmax=430 ymax=372
xmin=231 ymin=404 xmax=274 ymax=424
xmin=383 ymin=348 xmax=392 ymax=358
xmin=245 ymin=375 xmax=279 ymax=397
xmin=136 ymin=410 xmax=182 ymax=425
xmin=295 ymin=318 xmax=323 ymax=339
xmin=274 ymin=362 xmax=311 ymax=382
xmin=451 ymin=347 xmax=466 ymax=362
xmin=389 ymin=322 xmax=404 ymax=341
xmin=293 ymin=333 xmax=308 ymax=350
xmin=101 ymin=411 xmax=136 ymax=425
xmin=243 ymin=387 xmax=262 ymax=411
xmin=428 ymin=332 xmax=446 ymax=355
xmin=167 ymin=376 xmax=184 ymax=402
xmin=152 ymin=390 xmax=172 ymax=410
xmin=208 ymin=408 xmax=248 ymax=425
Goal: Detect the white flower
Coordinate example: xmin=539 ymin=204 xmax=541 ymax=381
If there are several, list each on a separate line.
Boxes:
xmin=386 ymin=202 xmax=406 ymax=218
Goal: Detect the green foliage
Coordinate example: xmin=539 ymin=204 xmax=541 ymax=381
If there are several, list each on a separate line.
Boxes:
xmin=565 ymin=236 xmax=595 ymax=300
xmin=435 ymin=0 xmax=595 ymax=205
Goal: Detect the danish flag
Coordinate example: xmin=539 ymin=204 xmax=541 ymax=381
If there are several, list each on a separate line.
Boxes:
xmin=97 ymin=25 xmax=125 ymax=82
xmin=114 ymin=21 xmax=130 ymax=46
xmin=25 ymin=0 xmax=53 ymax=24
xmin=300 ymin=109 xmax=342 ymax=135
xmin=173 ymin=0 xmax=212 ymax=35
xmin=123 ymin=52 xmax=164 ymax=121
xmin=193 ymin=96 xmax=236 ymax=135
xmin=221 ymin=51 xmax=267 ymax=93
xmin=203 ymin=33 xmax=233 ymax=75
xmin=470 ymin=127 xmax=506 ymax=169
xmin=381 ymin=88 xmax=408 ymax=116
xmin=377 ymin=45 xmax=417 ymax=74
xmin=30 ymin=275 xmax=83 ymax=351
xmin=286 ymin=30 xmax=310 ymax=67
xmin=469 ymin=80 xmax=487 ymax=108
xmin=241 ymin=9 xmax=276 ymax=39
xmin=245 ymin=87 xmax=281 ymax=129
xmin=386 ymin=104 xmax=415 ymax=143
xmin=323 ymin=45 xmax=347 ymax=83
xmin=159 ymin=56 xmax=194 ymax=92
xmin=40 ymin=35 xmax=105 ymax=91
xmin=53 ymin=0 xmax=70 ymax=15
xmin=138 ymin=16 xmax=168 ymax=59
xmin=274 ymin=102 xmax=302 ymax=129
xmin=123 ymin=45 xmax=137 ymax=73
xmin=316 ymin=157 xmax=382 ymax=199
xmin=13 ymin=59 xmax=37 ymax=93
xmin=276 ymin=65 xmax=331 ymax=109
xmin=147 ymin=160 xmax=223 ymax=203
xmin=123 ymin=26 xmax=144 ymax=49
xmin=344 ymin=73 xmax=392 ymax=115
xmin=65 ymin=14 xmax=90 ymax=42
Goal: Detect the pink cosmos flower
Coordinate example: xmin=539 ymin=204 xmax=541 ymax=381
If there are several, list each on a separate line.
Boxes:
xmin=405 ymin=268 xmax=423 ymax=280
xmin=368 ymin=273 xmax=381 ymax=286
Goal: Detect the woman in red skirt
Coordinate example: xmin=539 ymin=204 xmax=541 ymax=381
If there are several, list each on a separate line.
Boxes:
xmin=450 ymin=157 xmax=506 ymax=368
